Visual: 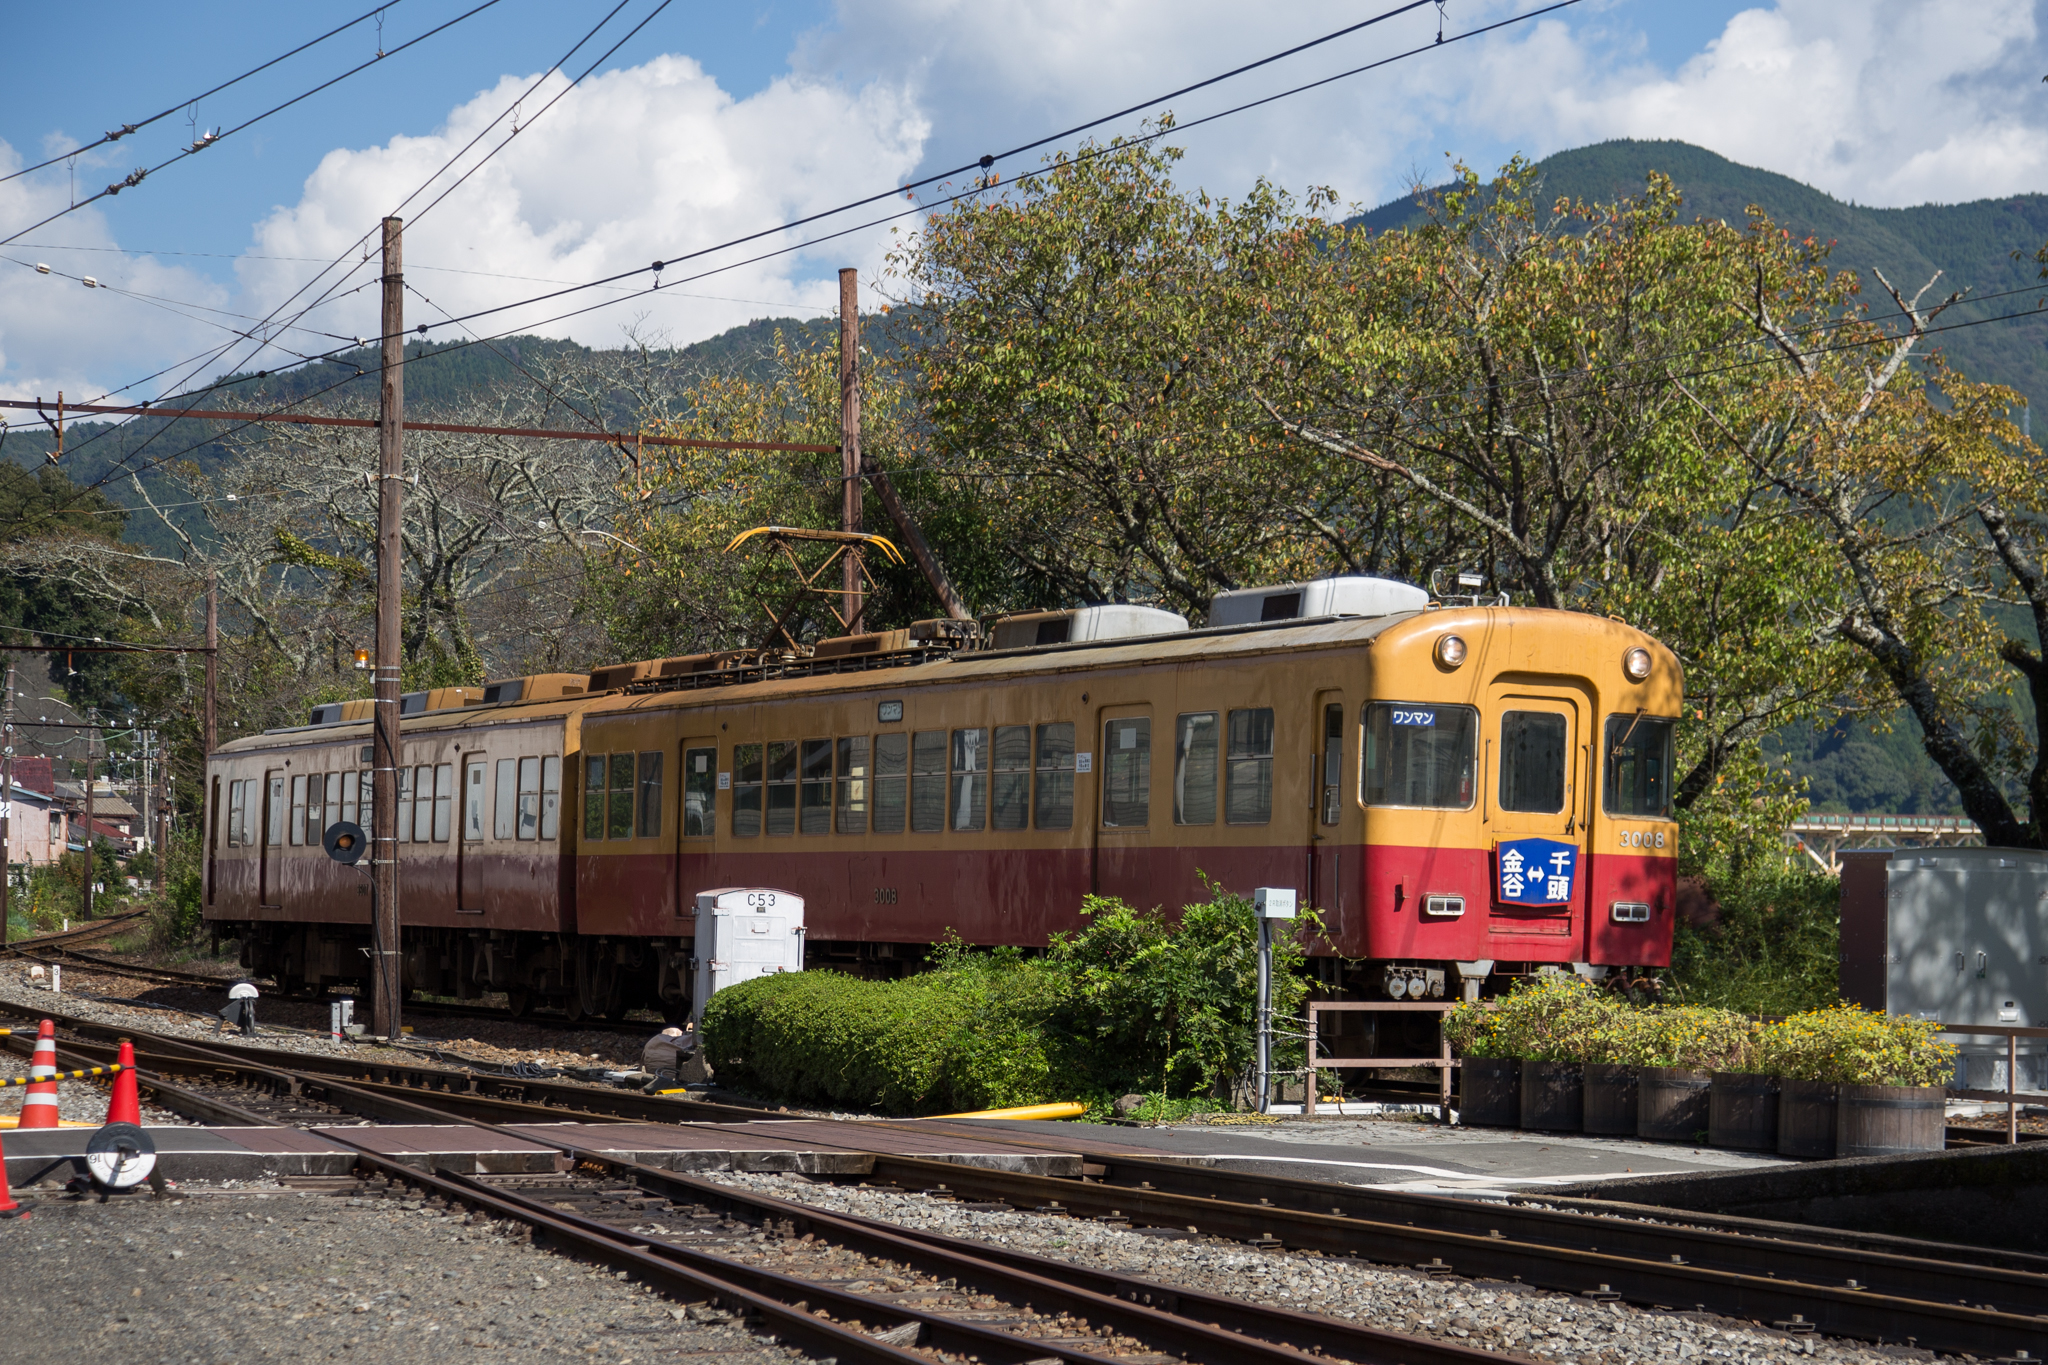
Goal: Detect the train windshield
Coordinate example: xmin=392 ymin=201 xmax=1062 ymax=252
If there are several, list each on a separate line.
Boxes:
xmin=1604 ymin=714 xmax=1675 ymax=819
xmin=1361 ymin=703 xmax=1476 ymax=809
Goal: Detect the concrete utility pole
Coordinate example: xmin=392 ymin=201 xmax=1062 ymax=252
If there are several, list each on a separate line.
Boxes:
xmin=372 ymin=216 xmax=405 ymax=1042
xmin=203 ymin=573 xmax=218 ymax=757
xmin=154 ymin=727 xmax=168 ymax=893
xmin=838 ymin=268 xmax=863 ymax=633
xmin=82 ymin=710 xmax=96 ymax=921
xmin=1 ymin=665 xmax=13 ymax=947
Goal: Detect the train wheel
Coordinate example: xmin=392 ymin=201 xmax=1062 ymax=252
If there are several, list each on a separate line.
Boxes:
xmin=563 ymin=994 xmax=588 ymax=1025
xmin=505 ymin=989 xmax=532 ymax=1019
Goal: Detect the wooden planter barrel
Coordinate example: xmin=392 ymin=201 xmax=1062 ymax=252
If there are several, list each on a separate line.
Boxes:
xmin=1708 ymin=1072 xmax=1780 ymax=1150
xmin=1836 ymin=1083 xmax=1945 ymax=1157
xmin=1520 ymin=1060 xmax=1584 ymax=1131
xmin=1637 ymin=1066 xmax=1713 ymax=1142
xmin=1458 ymin=1057 xmax=1521 ymax=1127
xmin=1777 ymin=1078 xmax=1837 ymax=1159
xmin=1582 ymin=1063 xmax=1639 ymax=1134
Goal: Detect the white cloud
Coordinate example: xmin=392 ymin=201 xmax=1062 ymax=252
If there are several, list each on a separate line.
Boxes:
xmin=238 ymin=54 xmax=929 ymax=359
xmin=1537 ymin=0 xmax=2048 ymax=206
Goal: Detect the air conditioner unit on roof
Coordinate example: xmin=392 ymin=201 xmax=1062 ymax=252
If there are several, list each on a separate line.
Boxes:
xmin=1208 ymin=576 xmax=1428 ymax=628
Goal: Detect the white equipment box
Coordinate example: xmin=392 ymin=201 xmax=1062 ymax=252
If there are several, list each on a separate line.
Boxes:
xmin=692 ymin=887 xmax=805 ymax=1023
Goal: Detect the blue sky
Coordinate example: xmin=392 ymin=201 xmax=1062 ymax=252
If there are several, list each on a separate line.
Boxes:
xmin=2 ymin=1 xmax=2040 ymax=403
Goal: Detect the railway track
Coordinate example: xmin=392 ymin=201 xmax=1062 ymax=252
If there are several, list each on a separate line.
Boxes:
xmin=13 ymin=993 xmax=2048 ymax=1359
xmin=18 ymin=946 xmax=661 ymax=1036
xmin=0 ymin=911 xmax=146 ymax=958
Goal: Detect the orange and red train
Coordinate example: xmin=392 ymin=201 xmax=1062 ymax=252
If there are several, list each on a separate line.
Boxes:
xmin=202 ymin=575 xmax=1681 ymax=1021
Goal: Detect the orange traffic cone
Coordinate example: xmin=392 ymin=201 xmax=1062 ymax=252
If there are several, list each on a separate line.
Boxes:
xmin=0 ymin=1128 xmax=26 ymax=1218
xmin=16 ymin=1020 xmax=58 ymax=1130
xmin=105 ymin=1039 xmax=140 ymax=1127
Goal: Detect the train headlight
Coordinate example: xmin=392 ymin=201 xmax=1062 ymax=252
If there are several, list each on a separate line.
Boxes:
xmin=1623 ymin=647 xmax=1652 ymax=682
xmin=1435 ymin=634 xmax=1467 ymax=669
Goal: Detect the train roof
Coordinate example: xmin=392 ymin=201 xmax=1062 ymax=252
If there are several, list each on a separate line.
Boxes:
xmin=212 ymin=604 xmax=1676 ymax=758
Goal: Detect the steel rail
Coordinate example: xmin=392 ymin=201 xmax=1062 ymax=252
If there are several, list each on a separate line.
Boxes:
xmin=0 ymin=911 xmax=147 ymax=957
xmin=1067 ymin=1148 xmax=2048 ymax=1315
xmin=534 ymin=1154 xmax=1526 ymax=1365
xmin=856 ymin=1153 xmax=2046 ymax=1359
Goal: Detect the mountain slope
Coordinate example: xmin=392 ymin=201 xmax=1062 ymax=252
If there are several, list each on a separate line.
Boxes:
xmin=1354 ymin=139 xmax=2048 ymax=422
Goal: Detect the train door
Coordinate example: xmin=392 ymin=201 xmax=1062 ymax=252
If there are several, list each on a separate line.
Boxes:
xmin=259 ymin=769 xmax=284 ymax=908
xmin=458 ymin=755 xmax=487 ymax=913
xmin=676 ymin=738 xmax=718 ymax=927
xmin=1093 ymin=704 xmax=1153 ymax=902
xmin=206 ymin=775 xmax=221 ymax=905
xmin=1483 ymin=683 xmax=1590 ymax=946
xmin=1309 ymin=690 xmax=1346 ymax=923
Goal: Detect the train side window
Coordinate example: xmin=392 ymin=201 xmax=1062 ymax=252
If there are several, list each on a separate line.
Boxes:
xmin=463 ymin=761 xmax=487 ymax=841
xmin=871 ymin=733 xmax=907 ymax=833
xmin=539 ymin=756 xmax=561 ymax=839
xmin=1101 ymin=718 xmax=1151 ymax=828
xmin=683 ymin=747 xmax=715 ymax=837
xmin=991 ymin=725 xmax=1030 ymax=831
xmin=951 ymin=728 xmax=988 ymax=832
xmin=765 ymin=741 xmax=798 ymax=836
xmin=433 ymin=762 xmax=455 ymax=842
xmin=324 ymin=773 xmax=342 ymax=837
xmin=1321 ymin=704 xmax=1344 ymax=825
xmin=267 ymin=775 xmax=285 ymax=847
xmin=835 ymin=737 xmax=869 ymax=834
xmin=397 ymin=767 xmax=414 ymax=842
xmin=637 ymin=751 xmax=663 ymax=838
xmin=584 ymin=756 xmax=608 ymax=839
xmin=339 ymin=769 xmax=357 ymax=828
xmin=800 ymin=739 xmax=832 ymax=835
xmin=309 ymin=774 xmax=327 ymax=842
xmin=1225 ymin=708 xmax=1275 ymax=825
xmin=1603 ymin=714 xmax=1675 ymax=819
xmin=289 ymin=774 xmax=308 ymax=846
xmin=731 ymin=744 xmax=763 ymax=837
xmin=607 ymin=753 xmax=636 ymax=840
xmin=1362 ymin=703 xmax=1477 ymax=808
xmin=358 ymin=769 xmax=373 ymax=837
xmin=1173 ymin=712 xmax=1218 ymax=825
xmin=516 ymin=757 xmax=541 ymax=839
xmin=1033 ymin=723 xmax=1074 ymax=830
xmin=415 ymin=765 xmax=438 ymax=842
xmin=1499 ymin=712 xmax=1566 ymax=814
xmin=910 ymin=731 xmax=946 ymax=833
xmin=494 ymin=758 xmax=518 ymax=839
xmin=227 ymin=779 xmax=245 ymax=847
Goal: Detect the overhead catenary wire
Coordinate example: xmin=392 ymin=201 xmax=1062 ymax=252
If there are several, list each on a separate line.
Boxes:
xmin=0 ymin=0 xmax=512 ymax=250
xmin=0 ymin=2 xmax=408 ymax=188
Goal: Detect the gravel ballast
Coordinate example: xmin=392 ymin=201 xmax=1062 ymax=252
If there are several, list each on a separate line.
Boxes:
xmin=701 ymin=1171 xmax=1936 ymax=1365
xmin=0 ymin=1185 xmax=811 ymax=1364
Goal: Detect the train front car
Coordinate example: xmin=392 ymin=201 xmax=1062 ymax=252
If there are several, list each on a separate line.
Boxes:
xmin=1351 ymin=606 xmax=1681 ymax=1001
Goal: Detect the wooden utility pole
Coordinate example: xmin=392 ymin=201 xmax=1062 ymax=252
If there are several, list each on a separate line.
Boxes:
xmin=203 ymin=573 xmax=218 ymax=756
xmin=82 ymin=710 xmax=96 ymax=921
xmin=1 ymin=665 xmax=13 ymax=947
xmin=839 ymin=268 xmax=863 ymax=633
xmin=372 ymin=217 xmax=405 ymax=1042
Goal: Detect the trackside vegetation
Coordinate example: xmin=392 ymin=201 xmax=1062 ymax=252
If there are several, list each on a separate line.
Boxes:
xmin=701 ymin=889 xmax=1312 ymax=1115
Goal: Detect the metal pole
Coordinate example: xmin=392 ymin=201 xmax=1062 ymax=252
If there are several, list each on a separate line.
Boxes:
xmin=1255 ymin=914 xmax=1271 ymax=1114
xmin=1 ymin=664 xmax=12 ymax=947
xmin=154 ymin=728 xmax=168 ymax=893
xmin=203 ymin=573 xmax=218 ymax=757
xmin=373 ymin=216 xmax=406 ymax=1043
xmin=82 ymin=713 xmax=95 ymax=921
xmin=838 ymin=268 xmax=863 ymax=633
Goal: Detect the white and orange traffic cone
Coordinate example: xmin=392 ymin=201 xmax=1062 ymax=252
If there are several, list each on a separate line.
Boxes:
xmin=16 ymin=1019 xmax=59 ymax=1130
xmin=0 ymin=1127 xmax=26 ymax=1218
xmin=105 ymin=1039 xmax=140 ymax=1127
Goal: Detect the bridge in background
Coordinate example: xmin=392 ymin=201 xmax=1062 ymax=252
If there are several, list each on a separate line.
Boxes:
xmin=1787 ymin=812 xmax=1982 ymax=874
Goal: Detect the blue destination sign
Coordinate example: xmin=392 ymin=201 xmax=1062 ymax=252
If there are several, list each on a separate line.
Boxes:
xmin=1497 ymin=837 xmax=1577 ymax=907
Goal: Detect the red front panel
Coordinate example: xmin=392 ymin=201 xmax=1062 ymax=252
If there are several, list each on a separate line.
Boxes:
xmin=1584 ymin=848 xmax=1676 ymax=967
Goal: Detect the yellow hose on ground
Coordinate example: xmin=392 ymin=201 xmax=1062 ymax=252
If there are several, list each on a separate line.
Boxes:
xmin=928 ymin=1101 xmax=1087 ymax=1121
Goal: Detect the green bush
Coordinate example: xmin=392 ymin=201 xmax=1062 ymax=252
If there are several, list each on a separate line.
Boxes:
xmin=1444 ymin=975 xmax=1623 ymax=1061
xmin=702 ymin=887 xmax=1313 ymax=1114
xmin=1671 ymin=861 xmax=1840 ymax=1016
xmin=1753 ymin=1004 xmax=1956 ymax=1087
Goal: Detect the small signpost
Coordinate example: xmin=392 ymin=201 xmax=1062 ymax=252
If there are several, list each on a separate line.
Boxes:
xmin=1253 ymin=887 xmax=1297 ymax=1114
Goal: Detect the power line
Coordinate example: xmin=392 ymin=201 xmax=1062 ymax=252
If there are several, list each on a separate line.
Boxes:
xmin=0 ymin=2 xmax=407 ymax=188
xmin=0 ymin=0 xmax=511 ymax=250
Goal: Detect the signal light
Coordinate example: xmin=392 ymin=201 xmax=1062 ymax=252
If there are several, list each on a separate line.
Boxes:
xmin=353 ymin=649 xmax=370 ymax=670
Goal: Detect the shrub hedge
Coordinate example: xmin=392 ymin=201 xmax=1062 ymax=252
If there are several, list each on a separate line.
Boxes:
xmin=701 ymin=888 xmax=1313 ymax=1114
